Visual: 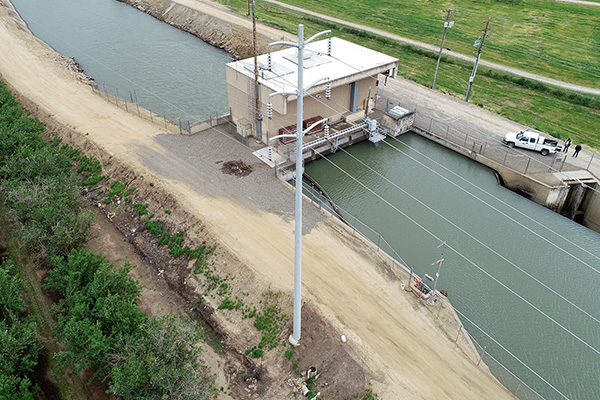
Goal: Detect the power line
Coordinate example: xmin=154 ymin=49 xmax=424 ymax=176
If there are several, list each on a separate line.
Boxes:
xmin=269 ymin=41 xmax=600 ymax=241
xmin=307 ymin=144 xmax=600 ymax=356
xmin=383 ymin=135 xmax=600 ymax=265
xmin=454 ymin=307 xmax=571 ymax=400
xmin=292 ymin=178 xmax=572 ymax=396
xmin=325 ymin=141 xmax=600 ymax=325
xmin=251 ymin=46 xmax=600 ymax=279
xmin=294 ymin=171 xmax=572 ymax=399
xmin=283 ymin=72 xmax=600 ymax=272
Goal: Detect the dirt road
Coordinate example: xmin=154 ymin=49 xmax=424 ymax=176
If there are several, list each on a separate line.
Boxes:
xmin=0 ymin=0 xmax=515 ymax=398
xmin=173 ymin=0 xmax=296 ymax=43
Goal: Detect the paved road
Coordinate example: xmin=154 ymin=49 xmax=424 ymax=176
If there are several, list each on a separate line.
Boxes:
xmin=263 ymin=0 xmax=600 ymax=96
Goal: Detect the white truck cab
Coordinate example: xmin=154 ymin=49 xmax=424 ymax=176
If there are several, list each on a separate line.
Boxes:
xmin=503 ymin=129 xmax=561 ymax=156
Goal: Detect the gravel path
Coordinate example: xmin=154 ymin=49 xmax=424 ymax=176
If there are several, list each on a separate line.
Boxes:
xmin=139 ymin=125 xmax=327 ymax=233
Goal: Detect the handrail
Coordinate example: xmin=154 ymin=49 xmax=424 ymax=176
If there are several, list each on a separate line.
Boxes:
xmin=302 ymin=122 xmax=367 ymax=151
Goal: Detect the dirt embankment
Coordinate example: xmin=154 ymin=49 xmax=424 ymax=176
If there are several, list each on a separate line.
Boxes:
xmin=8 ymin=84 xmax=367 ymax=400
xmin=119 ymin=0 xmax=278 ymax=59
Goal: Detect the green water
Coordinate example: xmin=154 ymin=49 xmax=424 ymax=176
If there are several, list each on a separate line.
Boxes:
xmin=9 ymin=0 xmax=599 ymax=397
xmin=11 ymin=0 xmax=232 ymax=123
xmin=305 ymin=133 xmax=600 ymax=400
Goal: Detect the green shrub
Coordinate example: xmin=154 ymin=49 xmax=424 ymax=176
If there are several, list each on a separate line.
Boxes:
xmin=104 ymin=180 xmax=127 ymax=204
xmin=0 ymin=259 xmax=41 ymax=400
xmin=45 ymin=249 xmax=144 ymax=376
xmin=251 ymin=348 xmax=264 ymax=358
xmin=0 ymin=84 xmax=93 ymax=262
xmin=107 ymin=314 xmax=213 ymax=400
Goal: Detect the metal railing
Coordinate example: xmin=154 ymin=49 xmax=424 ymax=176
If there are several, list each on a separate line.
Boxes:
xmin=90 ymin=82 xmax=193 ymax=135
xmin=378 ymin=96 xmax=599 ymax=178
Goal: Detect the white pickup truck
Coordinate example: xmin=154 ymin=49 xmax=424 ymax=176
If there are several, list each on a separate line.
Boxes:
xmin=503 ymin=130 xmax=561 ymax=156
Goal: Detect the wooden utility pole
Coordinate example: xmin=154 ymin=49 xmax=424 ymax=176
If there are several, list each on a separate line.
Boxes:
xmin=465 ymin=16 xmax=493 ymax=102
xmin=432 ymin=7 xmax=456 ymax=91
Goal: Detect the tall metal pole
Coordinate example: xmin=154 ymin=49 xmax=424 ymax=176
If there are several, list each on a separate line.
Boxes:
xmin=292 ymin=24 xmax=305 ymax=345
xmin=465 ymin=16 xmax=492 ymax=102
xmin=432 ymin=8 xmax=456 ymax=91
xmin=265 ymin=26 xmax=331 ymax=345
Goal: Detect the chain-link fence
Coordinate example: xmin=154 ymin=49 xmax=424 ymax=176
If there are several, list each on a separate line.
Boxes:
xmin=90 ymin=82 xmax=192 ymax=134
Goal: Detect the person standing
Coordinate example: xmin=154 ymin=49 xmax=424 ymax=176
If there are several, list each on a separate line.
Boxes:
xmin=563 ymin=138 xmax=571 ymax=153
xmin=573 ymin=144 xmax=582 ymax=158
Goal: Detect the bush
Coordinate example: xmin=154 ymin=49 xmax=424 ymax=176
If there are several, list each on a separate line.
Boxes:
xmin=0 ymin=176 xmax=92 ymax=261
xmin=0 ymin=83 xmax=92 ymax=263
xmin=107 ymin=314 xmax=213 ymax=400
xmin=0 ymin=259 xmax=41 ymax=400
xmin=45 ymin=250 xmax=144 ymax=375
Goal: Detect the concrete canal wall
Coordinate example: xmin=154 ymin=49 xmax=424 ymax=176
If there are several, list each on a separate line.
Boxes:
xmin=410 ymin=125 xmax=600 ymax=233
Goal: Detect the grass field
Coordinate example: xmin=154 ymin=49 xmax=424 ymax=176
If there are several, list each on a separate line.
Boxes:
xmin=217 ymin=0 xmax=600 ymax=149
xmin=262 ymin=0 xmax=600 ymax=87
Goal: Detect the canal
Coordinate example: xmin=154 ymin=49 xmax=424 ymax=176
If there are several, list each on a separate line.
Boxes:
xmin=11 ymin=1 xmax=600 ymax=399
xmin=11 ymin=0 xmax=232 ymax=123
xmin=304 ymin=133 xmax=600 ymax=400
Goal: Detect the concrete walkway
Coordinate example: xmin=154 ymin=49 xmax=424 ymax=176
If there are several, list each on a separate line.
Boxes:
xmin=263 ymin=0 xmax=600 ymax=96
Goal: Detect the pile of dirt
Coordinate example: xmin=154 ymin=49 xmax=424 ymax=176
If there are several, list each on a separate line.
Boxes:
xmin=221 ymin=159 xmax=253 ymax=177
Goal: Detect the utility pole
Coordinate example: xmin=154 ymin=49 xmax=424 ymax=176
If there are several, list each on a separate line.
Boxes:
xmin=267 ymin=25 xmax=331 ymax=345
xmin=251 ymin=0 xmax=262 ymax=141
xmin=432 ymin=7 xmax=456 ymax=91
xmin=465 ymin=16 xmax=493 ymax=102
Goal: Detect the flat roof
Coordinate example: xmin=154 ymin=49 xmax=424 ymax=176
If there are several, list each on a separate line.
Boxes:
xmin=227 ymin=37 xmax=398 ymax=93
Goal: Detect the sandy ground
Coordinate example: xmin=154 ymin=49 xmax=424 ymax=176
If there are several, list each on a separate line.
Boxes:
xmin=0 ymin=1 xmax=517 ymax=398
